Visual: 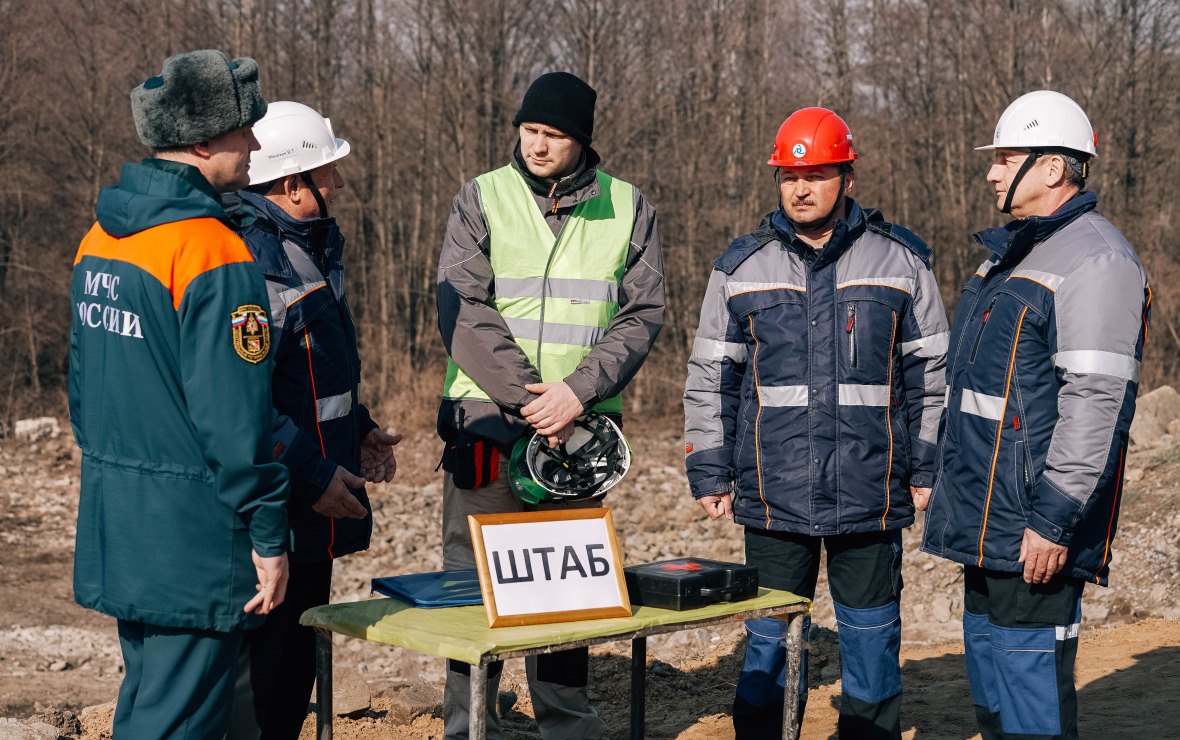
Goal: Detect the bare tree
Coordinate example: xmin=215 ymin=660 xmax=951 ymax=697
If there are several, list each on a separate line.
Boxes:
xmin=3 ymin=0 xmax=1179 ymax=425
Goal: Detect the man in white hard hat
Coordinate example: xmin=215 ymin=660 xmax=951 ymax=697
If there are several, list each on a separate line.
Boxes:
xmin=223 ymin=101 xmax=402 ymax=739
xmin=922 ymin=90 xmax=1150 ymax=739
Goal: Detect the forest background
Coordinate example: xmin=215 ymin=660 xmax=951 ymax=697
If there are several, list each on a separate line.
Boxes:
xmin=1 ymin=0 xmax=1177 ymax=427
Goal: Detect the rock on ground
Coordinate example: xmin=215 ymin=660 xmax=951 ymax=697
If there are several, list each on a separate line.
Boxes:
xmin=1131 ymin=385 xmax=1180 ymax=447
xmin=12 ymin=418 xmax=60 ymax=443
xmin=0 ymin=719 xmax=59 ymax=740
xmin=328 ymin=666 xmax=372 ymax=717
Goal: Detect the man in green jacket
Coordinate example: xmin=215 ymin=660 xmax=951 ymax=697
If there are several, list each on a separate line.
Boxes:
xmin=436 ymin=71 xmax=664 ymax=739
xmin=69 ymin=49 xmax=290 ymax=738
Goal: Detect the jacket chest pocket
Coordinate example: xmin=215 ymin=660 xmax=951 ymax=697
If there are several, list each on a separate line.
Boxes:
xmin=838 ymin=298 xmax=898 ymax=384
xmin=959 ymin=290 xmax=1038 ymax=390
xmin=731 ymin=292 xmax=807 ymax=387
xmin=289 ymin=293 xmax=358 ymax=401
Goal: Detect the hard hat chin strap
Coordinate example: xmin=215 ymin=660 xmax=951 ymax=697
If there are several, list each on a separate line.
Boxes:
xmin=1002 ymin=151 xmax=1042 ymax=215
xmin=300 ymin=170 xmax=329 ymax=219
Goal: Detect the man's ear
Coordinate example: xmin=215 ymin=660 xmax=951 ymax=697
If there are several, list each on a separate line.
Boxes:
xmin=844 ymin=168 xmax=856 ymax=196
xmin=189 ymin=141 xmax=213 ymax=160
xmin=282 ymin=174 xmax=303 ymax=203
xmin=1044 ymin=154 xmax=1068 ymax=188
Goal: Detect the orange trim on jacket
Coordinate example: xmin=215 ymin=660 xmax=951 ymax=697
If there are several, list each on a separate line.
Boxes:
xmin=304 ymin=327 xmax=336 ymax=559
xmin=75 ymin=218 xmax=255 ymax=310
xmin=976 ymin=306 xmax=1029 ymax=565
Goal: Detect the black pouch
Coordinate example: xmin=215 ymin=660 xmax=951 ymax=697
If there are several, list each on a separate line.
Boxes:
xmin=441 ymin=437 xmax=500 ymax=491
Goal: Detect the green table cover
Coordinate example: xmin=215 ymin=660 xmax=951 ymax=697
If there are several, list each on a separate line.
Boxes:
xmin=300 ymin=587 xmax=810 ymax=666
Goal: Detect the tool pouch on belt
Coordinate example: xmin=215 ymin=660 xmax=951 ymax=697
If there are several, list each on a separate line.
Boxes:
xmin=441 ymin=436 xmax=500 ymax=490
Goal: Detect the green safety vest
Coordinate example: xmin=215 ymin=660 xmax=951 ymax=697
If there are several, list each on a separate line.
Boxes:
xmin=443 ymin=164 xmax=635 ymax=413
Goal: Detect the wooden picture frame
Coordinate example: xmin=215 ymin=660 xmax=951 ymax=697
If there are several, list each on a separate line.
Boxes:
xmin=468 ymin=508 xmax=632 ymax=628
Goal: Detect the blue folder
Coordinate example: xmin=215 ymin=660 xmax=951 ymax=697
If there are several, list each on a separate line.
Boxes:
xmin=371 ymin=569 xmax=484 ymax=608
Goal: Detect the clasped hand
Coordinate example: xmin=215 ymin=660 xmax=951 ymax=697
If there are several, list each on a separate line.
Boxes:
xmin=522 ymin=381 xmax=584 ymax=447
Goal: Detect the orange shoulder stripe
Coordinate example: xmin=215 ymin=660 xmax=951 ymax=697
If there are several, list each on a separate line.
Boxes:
xmin=75 ymin=218 xmax=255 ymax=309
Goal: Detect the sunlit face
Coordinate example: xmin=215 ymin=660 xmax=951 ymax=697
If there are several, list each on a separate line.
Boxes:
xmin=985 ymin=147 xmax=1065 ymax=217
xmin=777 ymin=164 xmax=852 ymax=230
xmin=203 ymin=126 xmax=261 ymax=192
xmin=290 ymin=161 xmax=346 ymax=220
xmin=519 ymin=122 xmax=583 ymax=179
xmin=986 ymin=148 xmax=1036 ymax=215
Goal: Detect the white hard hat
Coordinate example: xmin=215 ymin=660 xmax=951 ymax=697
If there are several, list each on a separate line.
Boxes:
xmin=248 ymin=101 xmax=351 ymax=185
xmin=976 ymin=90 xmax=1097 ymax=157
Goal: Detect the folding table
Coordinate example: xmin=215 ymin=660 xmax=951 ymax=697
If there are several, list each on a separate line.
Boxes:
xmin=301 ymin=587 xmax=810 ymax=739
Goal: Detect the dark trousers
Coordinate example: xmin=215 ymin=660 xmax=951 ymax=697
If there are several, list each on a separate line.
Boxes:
xmin=963 ymin=567 xmax=1083 ymax=740
xmin=227 ymin=559 xmax=333 ymax=740
xmin=114 ymin=620 xmax=242 ymax=739
xmin=735 ymin=529 xmax=904 ymax=740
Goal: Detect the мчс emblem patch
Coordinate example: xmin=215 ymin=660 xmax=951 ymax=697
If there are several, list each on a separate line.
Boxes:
xmin=231 ymin=304 xmax=271 ymax=364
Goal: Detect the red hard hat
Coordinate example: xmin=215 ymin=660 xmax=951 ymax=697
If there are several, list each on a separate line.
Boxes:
xmin=767 ymin=107 xmax=858 ymax=167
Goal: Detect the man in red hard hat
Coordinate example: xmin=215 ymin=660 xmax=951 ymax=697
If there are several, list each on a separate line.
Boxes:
xmin=684 ymin=108 xmax=949 ymax=738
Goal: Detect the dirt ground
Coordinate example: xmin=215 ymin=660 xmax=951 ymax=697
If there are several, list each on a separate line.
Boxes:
xmin=3 ymin=418 xmax=1179 ymax=738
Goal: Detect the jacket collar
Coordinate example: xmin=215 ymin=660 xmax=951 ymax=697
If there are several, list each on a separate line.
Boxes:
xmin=768 ymin=198 xmax=867 ymax=271
xmin=236 ymin=190 xmax=345 ymax=277
xmin=974 ymin=191 xmax=1097 ymax=267
xmin=95 ymin=159 xmax=227 ymax=238
xmin=510 ymin=142 xmax=602 ymax=208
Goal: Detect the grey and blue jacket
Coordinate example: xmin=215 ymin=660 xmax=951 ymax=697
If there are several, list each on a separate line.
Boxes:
xmin=922 ymin=192 xmax=1150 ymax=585
xmin=684 ymin=201 xmax=949 ymax=534
xmin=436 ymin=147 xmax=664 ymax=450
xmin=228 ymin=190 xmax=377 ymax=563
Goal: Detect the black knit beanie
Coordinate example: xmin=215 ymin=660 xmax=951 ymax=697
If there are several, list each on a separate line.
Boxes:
xmin=512 ymin=72 xmax=596 ymax=146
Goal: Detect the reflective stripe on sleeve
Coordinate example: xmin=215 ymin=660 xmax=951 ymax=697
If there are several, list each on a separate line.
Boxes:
xmin=899 ymin=331 xmax=950 ymax=358
xmin=316 ymin=390 xmax=353 ymax=422
xmin=960 ymin=388 xmax=1006 ymax=421
xmin=691 ymin=338 xmax=748 ymax=363
xmin=1052 ymin=350 xmax=1140 ymax=383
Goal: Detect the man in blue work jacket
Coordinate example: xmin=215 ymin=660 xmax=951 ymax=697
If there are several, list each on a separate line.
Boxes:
xmin=922 ymin=90 xmax=1150 ymax=740
xmin=685 ymin=108 xmax=949 ymax=739
xmin=224 ymin=101 xmax=402 ymax=740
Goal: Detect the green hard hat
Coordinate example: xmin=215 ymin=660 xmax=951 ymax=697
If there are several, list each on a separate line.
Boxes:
xmin=508 ymin=412 xmax=631 ymax=505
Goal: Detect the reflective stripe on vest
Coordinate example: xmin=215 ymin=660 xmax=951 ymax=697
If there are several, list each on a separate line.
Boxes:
xmin=443 ymin=165 xmax=634 ymax=413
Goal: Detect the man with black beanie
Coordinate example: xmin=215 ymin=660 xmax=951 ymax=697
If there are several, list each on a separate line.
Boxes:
xmin=435 ymin=71 xmax=665 ymax=739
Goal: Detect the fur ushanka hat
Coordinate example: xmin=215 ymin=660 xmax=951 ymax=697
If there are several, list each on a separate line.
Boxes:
xmin=131 ymin=49 xmax=268 ymax=149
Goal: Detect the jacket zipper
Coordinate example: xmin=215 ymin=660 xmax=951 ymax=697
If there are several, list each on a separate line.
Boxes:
xmin=536 ymin=190 xmax=572 ymax=370
xmin=969 ymin=297 xmax=997 ymax=363
xmin=1020 ymin=429 xmax=1032 ymax=493
xmin=549 ymin=182 xmax=560 ymax=214
xmin=748 ymin=315 xmax=771 ymax=528
xmin=846 ymin=303 xmax=858 ymax=368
